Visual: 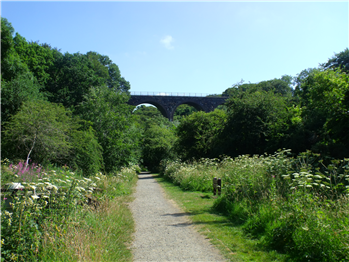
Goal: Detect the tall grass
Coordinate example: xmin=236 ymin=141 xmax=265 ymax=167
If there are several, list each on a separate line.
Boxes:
xmin=160 ymin=150 xmax=349 ymax=261
xmin=1 ymin=160 xmax=139 ymax=261
xmin=39 ymin=168 xmax=138 ymax=261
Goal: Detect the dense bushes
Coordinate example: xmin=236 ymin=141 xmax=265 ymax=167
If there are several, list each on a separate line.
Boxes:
xmin=161 ymin=151 xmax=349 ymax=261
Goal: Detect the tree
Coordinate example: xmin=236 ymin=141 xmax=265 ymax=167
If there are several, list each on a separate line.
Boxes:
xmin=1 ymin=18 xmax=45 ymax=127
xmin=173 ymin=104 xmax=198 ymax=119
xmin=44 ymin=52 xmax=105 ymax=107
xmin=1 ymin=17 xmax=14 ymax=63
xmin=77 ymin=86 xmax=141 ymax=172
xmin=142 ymin=125 xmax=176 ymax=171
xmin=1 ymin=18 xmax=31 ymax=82
xmin=223 ymin=77 xmax=293 ymax=99
xmin=86 ymin=51 xmax=131 ymax=92
xmin=218 ymin=91 xmax=289 ymax=156
xmin=175 ymin=109 xmax=227 ymax=160
xmin=44 ymin=51 xmax=131 ymax=108
xmin=222 ymin=80 xmax=258 ymax=98
xmin=2 ymin=101 xmax=73 ymax=165
xmin=13 ymin=34 xmax=55 ymax=85
xmin=303 ymin=68 xmax=349 ymax=158
xmin=258 ymin=78 xmax=293 ymax=97
xmin=133 ymin=105 xmax=169 ymax=128
xmin=68 ymin=120 xmax=103 ymax=176
xmin=322 ymin=48 xmax=349 ymax=73
xmin=1 ymin=71 xmax=45 ymax=126
xmin=294 ymin=68 xmax=319 ymax=106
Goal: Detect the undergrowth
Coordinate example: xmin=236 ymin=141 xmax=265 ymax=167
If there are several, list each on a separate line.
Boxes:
xmin=160 ymin=150 xmax=349 ymax=261
xmin=1 ymin=159 xmax=139 ymax=261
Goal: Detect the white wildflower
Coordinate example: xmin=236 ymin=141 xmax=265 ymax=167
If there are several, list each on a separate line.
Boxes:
xmin=75 ymin=187 xmax=86 ymax=192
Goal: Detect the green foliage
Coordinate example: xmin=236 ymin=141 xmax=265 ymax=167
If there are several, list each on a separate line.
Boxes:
xmin=43 ymin=51 xmax=130 ymax=108
xmin=133 ymin=105 xmax=169 ymax=128
xmin=86 ymin=51 xmax=131 ymax=92
xmin=223 ymin=76 xmax=293 ymax=98
xmin=175 ymin=109 xmax=227 ymax=161
xmin=68 ymin=121 xmax=103 ymax=176
xmin=2 ymin=101 xmax=73 ymax=165
xmin=2 ymin=101 xmax=103 ymax=176
xmin=173 ymin=104 xmax=198 ymax=119
xmin=1 ymin=19 xmax=47 ymax=127
xmin=38 ymin=166 xmax=138 ymax=261
xmin=300 ymin=68 xmax=349 ymax=158
xmin=13 ymin=34 xmax=55 ymax=85
xmin=44 ymin=52 xmax=105 ymax=107
xmin=142 ymin=125 xmax=176 ymax=171
xmin=219 ymin=91 xmax=290 ymax=156
xmin=161 ymin=158 xmax=222 ymax=192
xmin=293 ymin=68 xmax=319 ymax=104
xmin=322 ymin=48 xmax=349 ymax=73
xmin=1 ymin=17 xmax=14 ymax=62
xmin=1 ymin=18 xmax=30 ymax=82
xmin=1 ymin=72 xmax=45 ymax=126
xmin=78 ymin=86 xmax=141 ymax=172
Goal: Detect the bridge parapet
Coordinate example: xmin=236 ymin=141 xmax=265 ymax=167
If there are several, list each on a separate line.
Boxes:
xmin=130 ymin=91 xmax=228 ymax=98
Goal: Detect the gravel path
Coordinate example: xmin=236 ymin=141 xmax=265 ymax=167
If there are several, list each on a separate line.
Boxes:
xmin=130 ymin=173 xmax=226 ymax=262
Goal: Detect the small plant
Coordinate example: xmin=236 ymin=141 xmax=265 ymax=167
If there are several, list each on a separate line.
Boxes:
xmin=7 ymin=161 xmax=45 ymax=183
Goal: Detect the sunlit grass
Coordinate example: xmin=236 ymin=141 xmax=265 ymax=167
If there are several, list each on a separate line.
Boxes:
xmin=40 ymin=195 xmax=135 ymax=261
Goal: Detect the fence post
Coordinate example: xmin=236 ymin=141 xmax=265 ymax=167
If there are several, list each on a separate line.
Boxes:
xmin=217 ymin=178 xmax=222 ymax=196
xmin=213 ymin=177 xmax=217 ymax=195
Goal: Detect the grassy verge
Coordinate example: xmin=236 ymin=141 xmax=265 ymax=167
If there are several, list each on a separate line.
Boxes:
xmin=1 ymin=160 xmax=138 ymax=262
xmin=39 ymin=171 xmax=137 ymax=261
xmin=39 ymin=194 xmax=135 ymax=261
xmin=158 ymin=151 xmax=349 ymax=262
xmin=154 ymin=174 xmax=289 ymax=262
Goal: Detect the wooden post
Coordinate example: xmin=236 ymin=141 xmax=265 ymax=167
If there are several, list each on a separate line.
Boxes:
xmin=213 ymin=177 xmax=217 ymax=195
xmin=217 ymin=178 xmax=222 ymax=196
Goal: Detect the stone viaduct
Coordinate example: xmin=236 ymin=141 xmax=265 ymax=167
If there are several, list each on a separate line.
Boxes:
xmin=128 ymin=93 xmax=228 ymax=121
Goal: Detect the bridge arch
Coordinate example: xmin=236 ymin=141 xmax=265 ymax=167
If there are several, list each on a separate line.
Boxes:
xmin=175 ymin=101 xmax=204 ymax=112
xmin=133 ymin=101 xmax=170 ymax=120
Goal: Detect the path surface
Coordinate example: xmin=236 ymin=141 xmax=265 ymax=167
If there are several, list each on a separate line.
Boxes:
xmin=130 ymin=173 xmax=226 ymax=262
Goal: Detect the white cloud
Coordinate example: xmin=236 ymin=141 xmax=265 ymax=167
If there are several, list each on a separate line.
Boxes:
xmin=160 ymin=35 xmax=174 ymax=50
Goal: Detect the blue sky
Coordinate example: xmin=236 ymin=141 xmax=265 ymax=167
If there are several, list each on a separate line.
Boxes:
xmin=2 ymin=1 xmax=348 ymax=95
